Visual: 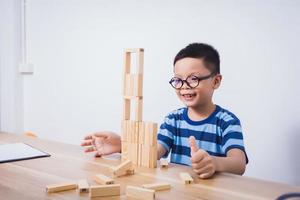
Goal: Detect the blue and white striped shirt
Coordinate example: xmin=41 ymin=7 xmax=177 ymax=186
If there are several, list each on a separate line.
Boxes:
xmin=157 ymin=105 xmax=248 ymax=166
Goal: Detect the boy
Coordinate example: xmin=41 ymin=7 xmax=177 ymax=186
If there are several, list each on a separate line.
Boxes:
xmin=81 ymin=43 xmax=248 ymax=178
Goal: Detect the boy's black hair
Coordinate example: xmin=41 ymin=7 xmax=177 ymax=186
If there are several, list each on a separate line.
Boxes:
xmin=173 ymin=43 xmax=220 ymax=74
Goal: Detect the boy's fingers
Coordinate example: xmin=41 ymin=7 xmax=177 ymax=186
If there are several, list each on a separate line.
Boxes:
xmin=194 ymin=164 xmax=212 ymax=175
xmin=189 ymin=136 xmax=199 ymax=156
xmin=192 ymin=159 xmax=207 ymax=170
xmin=84 ymin=146 xmax=96 ymax=153
xmin=191 ymin=150 xmax=206 ymax=163
xmin=199 ymin=172 xmax=213 ymax=179
xmin=81 ymin=140 xmax=93 ymax=146
xmin=93 ymin=132 xmax=109 ymax=139
xmin=83 ymin=134 xmax=93 ymax=140
xmin=95 ymin=152 xmax=102 ymax=157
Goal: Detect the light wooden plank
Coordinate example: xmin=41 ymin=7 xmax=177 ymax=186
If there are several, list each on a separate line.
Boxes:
xmin=77 ymin=179 xmax=89 ymax=193
xmin=94 ymin=174 xmax=114 ymax=185
xmin=126 ymin=185 xmax=155 ymax=200
xmin=180 ymin=172 xmax=193 ymax=184
xmin=142 ymin=182 xmax=171 ymax=191
xmin=90 ymin=184 xmax=120 ymax=197
xmin=46 ymin=182 xmax=77 ymax=193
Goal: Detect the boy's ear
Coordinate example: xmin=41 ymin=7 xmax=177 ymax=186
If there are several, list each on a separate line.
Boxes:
xmin=213 ymin=74 xmax=222 ymax=89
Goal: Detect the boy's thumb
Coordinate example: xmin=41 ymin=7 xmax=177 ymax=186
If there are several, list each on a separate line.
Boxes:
xmin=189 ymin=136 xmax=199 ymax=155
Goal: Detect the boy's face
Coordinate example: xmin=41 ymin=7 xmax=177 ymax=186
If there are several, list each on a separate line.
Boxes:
xmin=173 ymin=57 xmax=221 ymax=109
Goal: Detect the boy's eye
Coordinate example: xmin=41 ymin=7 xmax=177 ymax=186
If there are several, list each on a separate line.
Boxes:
xmin=172 ymin=78 xmax=182 ymax=85
xmin=187 ymin=76 xmax=199 ymax=82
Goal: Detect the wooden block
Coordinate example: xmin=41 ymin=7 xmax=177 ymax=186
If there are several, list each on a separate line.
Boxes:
xmin=129 ymin=143 xmax=139 ymax=165
xmin=144 ymin=122 xmax=150 ymax=145
xmin=142 ymin=182 xmax=171 ymax=191
xmin=148 ymin=122 xmax=158 ymax=146
xmin=123 ymin=99 xmax=130 ymax=120
xmin=129 ymin=121 xmax=136 ymax=143
xmin=124 ymin=52 xmax=131 ymax=71
xmin=135 ymin=98 xmax=143 ymax=121
xmin=134 ymin=74 xmax=143 ymax=97
xmin=141 ymin=145 xmax=150 ymax=167
xmin=121 ymin=120 xmax=127 ymax=141
xmin=138 ymin=144 xmax=142 ymax=166
xmin=124 ymin=74 xmax=131 ymax=96
xmin=160 ymin=159 xmax=169 ymax=168
xmin=111 ymin=160 xmax=132 ymax=177
xmin=136 ymin=50 xmax=144 ymax=74
xmin=123 ymin=52 xmax=131 ymax=95
xmin=126 ymin=186 xmax=155 ymax=200
xmin=138 ymin=122 xmax=145 ymax=144
xmin=149 ymin=146 xmax=157 ymax=168
xmin=125 ymin=48 xmax=144 ymax=53
xmin=94 ymin=174 xmax=114 ymax=185
xmin=135 ymin=121 xmax=139 ymax=143
xmin=46 ymin=182 xmax=77 ymax=193
xmin=121 ymin=141 xmax=128 ymax=159
xmin=129 ymin=74 xmax=135 ymax=96
xmin=126 ymin=168 xmax=135 ymax=175
xmin=24 ymin=131 xmax=37 ymax=138
xmin=125 ymin=74 xmax=133 ymax=96
xmin=127 ymin=121 xmax=131 ymax=142
xmin=90 ymin=184 xmax=120 ymax=198
xmin=179 ymin=172 xmax=193 ymax=184
xmin=78 ymin=179 xmax=89 ymax=193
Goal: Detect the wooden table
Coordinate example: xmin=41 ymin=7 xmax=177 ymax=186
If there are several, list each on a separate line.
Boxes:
xmin=0 ymin=132 xmax=299 ymax=200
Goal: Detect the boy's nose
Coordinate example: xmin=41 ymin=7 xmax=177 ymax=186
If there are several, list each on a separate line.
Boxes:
xmin=181 ymin=80 xmax=191 ymax=89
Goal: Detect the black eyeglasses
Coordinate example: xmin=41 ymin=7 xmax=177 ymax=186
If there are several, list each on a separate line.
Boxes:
xmin=169 ymin=73 xmax=215 ymax=89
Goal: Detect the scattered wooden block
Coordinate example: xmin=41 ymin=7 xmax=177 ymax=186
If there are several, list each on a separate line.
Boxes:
xmin=111 ymin=160 xmax=133 ymax=177
xmin=126 ymin=185 xmax=155 ymax=200
xmin=77 ymin=179 xmax=89 ymax=193
xmin=179 ymin=172 xmax=193 ymax=184
xmin=142 ymin=182 xmax=171 ymax=191
xmin=160 ymin=159 xmax=169 ymax=168
xmin=94 ymin=174 xmax=114 ymax=185
xmin=24 ymin=131 xmax=37 ymax=137
xmin=90 ymin=184 xmax=120 ymax=198
xmin=46 ymin=182 xmax=77 ymax=193
xmin=126 ymin=168 xmax=135 ymax=175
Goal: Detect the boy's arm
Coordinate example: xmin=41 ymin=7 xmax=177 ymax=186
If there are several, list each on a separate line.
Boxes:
xmin=157 ymin=143 xmax=167 ymax=160
xmin=212 ymin=149 xmax=246 ymax=175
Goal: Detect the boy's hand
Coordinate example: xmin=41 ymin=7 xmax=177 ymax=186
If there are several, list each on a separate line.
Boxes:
xmin=189 ymin=136 xmax=216 ymax=179
xmin=81 ymin=131 xmax=121 ymax=157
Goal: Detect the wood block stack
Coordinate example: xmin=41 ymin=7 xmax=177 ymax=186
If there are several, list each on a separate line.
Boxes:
xmin=121 ymin=48 xmax=157 ymax=168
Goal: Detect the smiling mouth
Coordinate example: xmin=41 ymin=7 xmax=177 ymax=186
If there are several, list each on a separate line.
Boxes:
xmin=181 ymin=93 xmax=196 ymax=100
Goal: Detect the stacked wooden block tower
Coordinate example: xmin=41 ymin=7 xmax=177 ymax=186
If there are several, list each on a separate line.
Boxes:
xmin=121 ymin=48 xmax=157 ymax=168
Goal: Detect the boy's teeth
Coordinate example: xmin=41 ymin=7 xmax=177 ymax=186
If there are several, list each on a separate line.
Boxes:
xmin=183 ymin=94 xmax=194 ymax=97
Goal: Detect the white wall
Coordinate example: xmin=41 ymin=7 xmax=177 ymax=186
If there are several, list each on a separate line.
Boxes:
xmin=1 ymin=0 xmax=299 ymax=185
xmin=0 ymin=0 xmax=23 ymax=134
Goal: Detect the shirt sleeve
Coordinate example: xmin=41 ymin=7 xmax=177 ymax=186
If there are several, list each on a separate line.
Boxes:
xmin=157 ymin=115 xmax=176 ymax=158
xmin=221 ymin=119 xmax=249 ymax=163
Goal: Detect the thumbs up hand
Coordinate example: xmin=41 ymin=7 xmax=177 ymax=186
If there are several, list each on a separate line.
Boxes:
xmin=189 ymin=136 xmax=216 ymax=179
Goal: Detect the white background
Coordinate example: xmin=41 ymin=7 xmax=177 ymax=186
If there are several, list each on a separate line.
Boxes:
xmin=1 ymin=0 xmax=300 ymax=185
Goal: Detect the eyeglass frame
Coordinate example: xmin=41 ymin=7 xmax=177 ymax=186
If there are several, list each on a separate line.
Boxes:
xmin=169 ymin=73 xmax=216 ymax=89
